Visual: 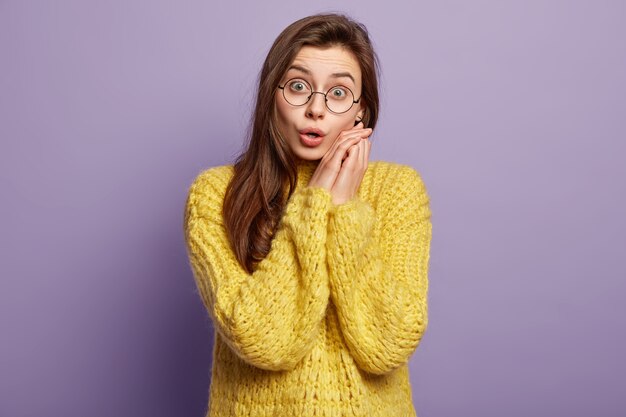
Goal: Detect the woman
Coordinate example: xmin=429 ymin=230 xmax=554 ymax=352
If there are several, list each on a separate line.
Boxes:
xmin=183 ymin=12 xmax=432 ymax=417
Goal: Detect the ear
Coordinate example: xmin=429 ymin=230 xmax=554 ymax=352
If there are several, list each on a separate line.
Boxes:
xmin=356 ymin=99 xmax=366 ymax=123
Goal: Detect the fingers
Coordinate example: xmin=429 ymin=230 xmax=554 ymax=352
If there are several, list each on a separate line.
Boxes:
xmin=341 ymin=137 xmax=369 ymax=170
xmin=363 ymin=136 xmax=371 ymax=167
xmin=308 ymin=123 xmax=372 ymax=192
xmin=343 ymin=137 xmax=361 ymax=169
xmin=330 ymin=138 xmax=367 ymax=204
xmin=328 ymin=134 xmax=371 ymax=170
xmin=324 ymin=122 xmax=372 ymax=164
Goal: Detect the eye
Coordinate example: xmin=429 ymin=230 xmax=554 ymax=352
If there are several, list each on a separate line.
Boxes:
xmin=288 ymin=80 xmax=308 ymax=92
xmin=329 ymin=86 xmax=348 ymax=99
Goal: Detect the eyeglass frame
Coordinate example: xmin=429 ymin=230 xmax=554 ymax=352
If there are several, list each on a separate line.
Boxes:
xmin=277 ymin=77 xmax=362 ymax=114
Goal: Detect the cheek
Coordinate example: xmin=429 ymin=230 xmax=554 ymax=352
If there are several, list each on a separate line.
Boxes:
xmin=336 ymin=113 xmax=358 ymax=131
xmin=275 ymin=92 xmax=294 ymax=122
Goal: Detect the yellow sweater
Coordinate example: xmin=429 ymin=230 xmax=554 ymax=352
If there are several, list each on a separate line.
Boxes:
xmin=183 ymin=159 xmax=432 ymax=417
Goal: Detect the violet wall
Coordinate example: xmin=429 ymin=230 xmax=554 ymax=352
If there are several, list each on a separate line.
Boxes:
xmin=1 ymin=1 xmax=625 ymax=416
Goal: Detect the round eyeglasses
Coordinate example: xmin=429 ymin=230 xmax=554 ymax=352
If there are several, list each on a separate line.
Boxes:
xmin=277 ymin=78 xmax=361 ymax=114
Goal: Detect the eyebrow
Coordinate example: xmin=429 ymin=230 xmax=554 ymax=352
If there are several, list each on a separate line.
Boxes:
xmin=287 ymin=65 xmax=356 ymax=84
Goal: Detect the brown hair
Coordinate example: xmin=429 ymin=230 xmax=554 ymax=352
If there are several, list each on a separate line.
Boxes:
xmin=223 ymin=12 xmax=381 ymax=273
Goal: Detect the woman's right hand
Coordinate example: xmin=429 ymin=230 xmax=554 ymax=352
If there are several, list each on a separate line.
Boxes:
xmin=307 ymin=121 xmax=373 ymax=191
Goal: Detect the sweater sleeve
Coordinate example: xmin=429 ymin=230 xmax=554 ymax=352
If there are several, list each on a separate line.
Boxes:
xmin=326 ymin=165 xmax=432 ymax=375
xmin=183 ymin=168 xmax=333 ymax=372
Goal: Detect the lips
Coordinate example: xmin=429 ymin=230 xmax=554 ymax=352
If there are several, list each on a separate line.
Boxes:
xmin=298 ymin=128 xmax=325 ymax=147
xmin=299 ymin=127 xmax=324 ymax=136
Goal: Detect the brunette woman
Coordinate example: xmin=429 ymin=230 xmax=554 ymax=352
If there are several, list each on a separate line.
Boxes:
xmin=184 ymin=12 xmax=432 ymax=417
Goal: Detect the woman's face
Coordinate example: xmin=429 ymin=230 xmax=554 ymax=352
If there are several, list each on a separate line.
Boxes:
xmin=274 ymin=45 xmax=365 ymax=161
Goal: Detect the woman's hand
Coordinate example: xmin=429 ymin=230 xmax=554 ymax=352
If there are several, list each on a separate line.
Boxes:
xmin=307 ymin=121 xmax=372 ymax=205
xmin=330 ymin=129 xmax=371 ymax=205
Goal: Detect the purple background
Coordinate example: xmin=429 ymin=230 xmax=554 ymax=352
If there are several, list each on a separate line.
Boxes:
xmin=2 ymin=1 xmax=625 ymax=416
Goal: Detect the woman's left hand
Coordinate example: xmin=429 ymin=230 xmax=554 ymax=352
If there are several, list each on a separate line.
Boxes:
xmin=330 ymin=136 xmax=371 ymax=206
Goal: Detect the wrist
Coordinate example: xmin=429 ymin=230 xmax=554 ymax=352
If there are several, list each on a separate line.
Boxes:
xmin=332 ymin=194 xmax=355 ymax=206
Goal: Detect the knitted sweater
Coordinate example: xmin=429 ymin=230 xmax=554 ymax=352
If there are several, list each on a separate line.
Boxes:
xmin=183 ymin=159 xmax=432 ymax=417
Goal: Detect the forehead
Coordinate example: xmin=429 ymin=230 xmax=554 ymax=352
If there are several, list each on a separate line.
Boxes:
xmin=288 ymin=45 xmax=361 ymax=83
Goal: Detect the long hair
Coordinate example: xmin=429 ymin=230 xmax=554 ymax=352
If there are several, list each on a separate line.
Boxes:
xmin=223 ymin=13 xmax=381 ymax=273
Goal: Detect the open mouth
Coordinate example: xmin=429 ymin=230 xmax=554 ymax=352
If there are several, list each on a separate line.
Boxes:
xmin=299 ymin=131 xmax=324 ymax=147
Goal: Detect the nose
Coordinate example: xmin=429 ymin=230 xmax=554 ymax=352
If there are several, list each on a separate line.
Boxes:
xmin=305 ymin=91 xmax=326 ymax=119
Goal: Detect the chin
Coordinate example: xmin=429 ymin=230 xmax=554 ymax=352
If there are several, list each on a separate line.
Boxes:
xmin=293 ymin=144 xmax=326 ymax=161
